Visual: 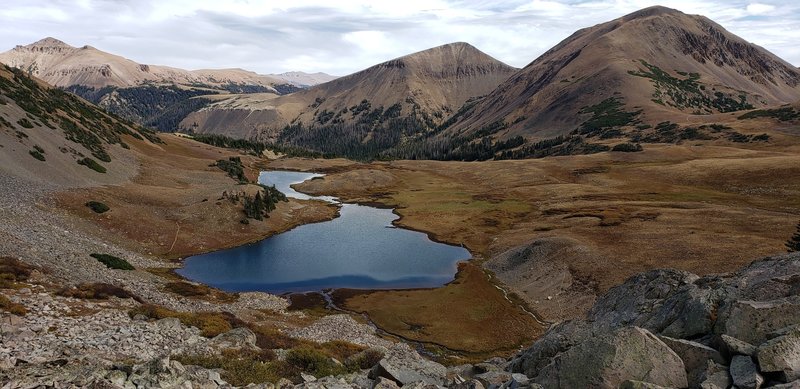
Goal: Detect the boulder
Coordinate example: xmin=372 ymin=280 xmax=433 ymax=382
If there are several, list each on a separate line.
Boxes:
xmin=658 ymin=336 xmax=725 ymax=386
xmin=768 ymin=381 xmax=800 ymax=388
xmin=716 ymin=296 xmax=800 ymax=346
xmin=450 ymin=379 xmax=485 ymax=389
xmin=474 ymin=371 xmax=512 ymax=388
xmin=369 ymin=348 xmax=447 ymax=386
xmin=756 ymin=327 xmax=800 ymax=382
xmin=587 ymin=269 xmax=726 ymax=339
xmin=730 ymin=355 xmax=764 ymax=389
xmin=373 ymin=376 xmax=400 ymax=389
xmin=719 ymin=334 xmax=757 ymax=357
xmin=208 ymin=327 xmax=258 ymax=351
xmin=528 ymin=327 xmax=687 ymax=389
xmin=618 ymin=380 xmax=671 ymax=389
xmin=699 ymin=370 xmax=731 ymax=389
xmin=509 ymin=320 xmax=592 ymax=377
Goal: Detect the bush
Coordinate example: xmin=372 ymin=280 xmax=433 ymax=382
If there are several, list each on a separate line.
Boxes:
xmin=0 ymin=257 xmax=33 ymax=288
xmin=90 ymin=253 xmax=134 ymax=270
xmin=344 ymin=348 xmax=385 ymax=370
xmin=175 ymin=353 xmax=282 ymax=386
xmin=128 ymin=304 xmax=240 ymax=337
xmin=286 ymin=347 xmax=348 ymax=378
xmin=787 ymin=221 xmax=800 ymax=252
xmin=611 ymin=142 xmax=643 ymax=152
xmin=0 ymin=294 xmax=26 ymax=315
xmin=85 ymin=201 xmax=110 ymax=213
xmin=165 ymin=281 xmax=211 ymax=297
xmin=58 ymin=283 xmax=141 ymax=301
xmin=16 ymin=118 xmax=34 ymax=128
xmin=29 ymin=149 xmax=46 ymax=161
xmin=77 ymin=157 xmax=107 ymax=173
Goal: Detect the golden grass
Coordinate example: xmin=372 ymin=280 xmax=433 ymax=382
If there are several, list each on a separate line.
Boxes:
xmin=334 ymin=263 xmax=544 ymax=355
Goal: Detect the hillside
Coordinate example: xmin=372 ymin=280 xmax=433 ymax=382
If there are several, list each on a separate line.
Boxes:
xmin=444 ymin=6 xmax=800 ymax=141
xmin=181 ymin=42 xmax=518 ymax=158
xmin=0 ymin=64 xmax=160 ymax=186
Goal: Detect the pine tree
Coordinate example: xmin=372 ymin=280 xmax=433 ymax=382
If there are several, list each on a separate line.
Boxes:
xmin=787 ymin=221 xmax=800 ymax=252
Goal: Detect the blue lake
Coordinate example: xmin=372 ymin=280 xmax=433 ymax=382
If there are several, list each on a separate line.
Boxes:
xmin=177 ymin=171 xmax=471 ymax=293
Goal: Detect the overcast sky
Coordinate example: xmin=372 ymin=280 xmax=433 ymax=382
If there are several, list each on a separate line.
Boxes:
xmin=1 ymin=0 xmax=798 ymax=76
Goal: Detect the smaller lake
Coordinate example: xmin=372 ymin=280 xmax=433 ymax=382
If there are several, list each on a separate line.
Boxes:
xmin=177 ymin=171 xmax=471 ymax=293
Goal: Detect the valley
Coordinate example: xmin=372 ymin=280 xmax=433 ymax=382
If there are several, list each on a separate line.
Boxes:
xmin=1 ymin=4 xmax=800 ymax=388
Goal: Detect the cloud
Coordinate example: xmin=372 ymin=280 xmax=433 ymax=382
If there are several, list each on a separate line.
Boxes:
xmin=0 ymin=0 xmax=797 ymax=76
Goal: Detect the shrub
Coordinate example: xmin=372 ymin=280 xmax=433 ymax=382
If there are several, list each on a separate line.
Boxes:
xmin=85 ymin=201 xmax=110 ymax=213
xmin=286 ymin=347 xmax=347 ymax=378
xmin=175 ymin=353 xmax=282 ymax=386
xmin=90 ymin=253 xmax=134 ymax=270
xmin=611 ymin=143 xmax=643 ymax=152
xmin=165 ymin=281 xmax=210 ymax=297
xmin=318 ymin=340 xmax=366 ymax=362
xmin=16 ymin=118 xmax=34 ymax=128
xmin=128 ymin=304 xmax=239 ymax=337
xmin=787 ymin=221 xmax=800 ymax=252
xmin=0 ymin=294 xmax=26 ymax=315
xmin=344 ymin=348 xmax=384 ymax=370
xmin=58 ymin=283 xmax=141 ymax=301
xmin=77 ymin=157 xmax=107 ymax=173
xmin=253 ymin=325 xmax=300 ymax=350
xmin=0 ymin=257 xmax=33 ymax=288
xmin=29 ymin=149 xmax=46 ymax=161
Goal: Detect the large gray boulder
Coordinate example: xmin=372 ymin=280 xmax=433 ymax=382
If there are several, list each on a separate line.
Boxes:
xmin=716 ymin=296 xmax=800 ymax=346
xmin=756 ymin=326 xmax=800 ymax=382
xmin=587 ymin=269 xmax=728 ymax=339
xmin=525 ymin=327 xmax=687 ymax=389
xmin=730 ymin=355 xmax=764 ymax=389
xmin=369 ymin=346 xmax=447 ymax=386
xmin=658 ymin=336 xmax=725 ymax=387
xmin=208 ymin=327 xmax=258 ymax=351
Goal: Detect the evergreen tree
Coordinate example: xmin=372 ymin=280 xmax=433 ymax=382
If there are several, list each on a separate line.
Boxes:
xmin=787 ymin=221 xmax=800 ymax=252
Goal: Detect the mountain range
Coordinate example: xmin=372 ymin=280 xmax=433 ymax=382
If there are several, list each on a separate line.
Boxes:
xmin=0 ymin=38 xmax=336 ymax=132
xmin=2 ymin=6 xmax=799 ymax=161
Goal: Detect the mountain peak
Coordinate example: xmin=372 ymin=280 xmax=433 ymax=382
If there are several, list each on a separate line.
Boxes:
xmin=622 ymin=5 xmax=683 ymax=21
xmin=25 ymin=37 xmax=74 ymax=49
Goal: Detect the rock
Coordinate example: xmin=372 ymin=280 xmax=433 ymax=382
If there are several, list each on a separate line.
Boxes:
xmin=296 ymin=376 xmax=351 ymax=389
xmin=301 ymin=372 xmax=318 ymax=383
xmin=509 ymin=320 xmax=593 ymax=377
xmin=716 ymin=296 xmax=800 ymax=346
xmin=474 ymin=371 xmax=511 ymax=388
xmin=699 ymin=370 xmax=731 ymax=389
xmin=369 ymin=348 xmax=447 ymax=386
xmin=450 ymin=379 xmax=485 ymax=389
xmin=276 ymin=378 xmax=294 ymax=389
xmin=658 ymin=335 xmax=725 ymax=386
xmin=447 ymin=364 xmax=475 ymax=379
xmin=474 ymin=363 xmax=502 ymax=374
xmin=156 ymin=317 xmax=183 ymax=330
xmin=373 ymin=376 xmax=400 ymax=389
xmin=105 ymin=370 xmax=128 ymax=386
xmin=730 ymin=355 xmax=764 ymax=389
xmin=719 ymin=334 xmax=757 ymax=357
xmin=587 ymin=269 xmax=726 ymax=339
xmin=208 ymin=327 xmax=258 ymax=351
xmin=400 ymin=382 xmax=442 ymax=389
xmin=508 ymin=373 xmax=529 ymax=389
xmin=618 ymin=380 xmax=671 ymax=389
xmin=756 ymin=327 xmax=800 ymax=382
xmin=526 ymin=327 xmax=688 ymax=389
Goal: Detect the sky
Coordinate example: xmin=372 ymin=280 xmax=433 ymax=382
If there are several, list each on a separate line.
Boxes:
xmin=1 ymin=0 xmax=798 ymax=76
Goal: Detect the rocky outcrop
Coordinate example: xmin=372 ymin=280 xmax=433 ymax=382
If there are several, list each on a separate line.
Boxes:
xmin=511 ymin=252 xmax=800 ymax=388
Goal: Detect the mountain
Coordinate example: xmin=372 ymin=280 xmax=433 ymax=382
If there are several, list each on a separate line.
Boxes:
xmin=0 ymin=37 xmax=286 ymax=90
xmin=0 ymin=38 xmax=327 ymax=131
xmin=180 ymin=42 xmax=518 ymax=157
xmin=0 ymin=64 xmax=160 ymax=186
xmin=268 ymin=71 xmax=338 ymax=87
xmin=443 ymin=6 xmax=800 ymax=141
